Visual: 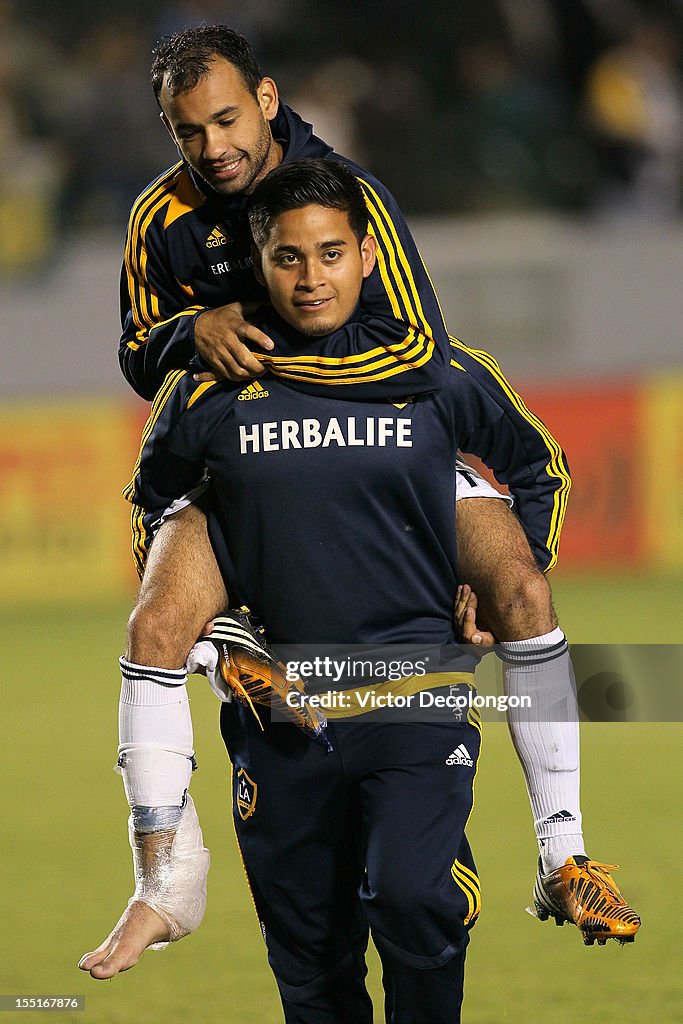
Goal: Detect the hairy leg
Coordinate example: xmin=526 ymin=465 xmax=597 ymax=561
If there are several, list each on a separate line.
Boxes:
xmin=455 ymin=498 xmax=556 ymax=641
xmin=127 ymin=504 xmax=228 ymax=668
xmin=456 ymin=498 xmax=586 ymax=873
xmin=80 ymin=505 xmax=227 ymax=979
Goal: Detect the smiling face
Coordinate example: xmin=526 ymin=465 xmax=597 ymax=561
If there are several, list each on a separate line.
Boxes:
xmin=159 ymin=57 xmax=281 ymax=195
xmin=255 ymin=204 xmax=377 ymax=336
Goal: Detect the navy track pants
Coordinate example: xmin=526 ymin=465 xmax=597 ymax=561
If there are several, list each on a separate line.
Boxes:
xmin=220 ymin=703 xmax=481 ymax=1023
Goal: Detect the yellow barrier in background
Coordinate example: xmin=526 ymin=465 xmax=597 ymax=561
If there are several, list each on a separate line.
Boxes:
xmin=642 ymin=375 xmax=683 ymax=572
xmin=0 ymin=376 xmax=681 ymax=605
xmin=0 ymin=398 xmax=140 ymax=603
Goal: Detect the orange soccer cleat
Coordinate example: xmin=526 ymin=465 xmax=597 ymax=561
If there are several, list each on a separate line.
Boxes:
xmin=204 ymin=609 xmax=331 ymax=748
xmin=530 ymin=855 xmax=641 ymax=946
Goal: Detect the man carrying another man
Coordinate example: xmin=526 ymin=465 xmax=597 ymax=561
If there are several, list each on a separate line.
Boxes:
xmin=79 ymin=26 xmax=639 ymax=1006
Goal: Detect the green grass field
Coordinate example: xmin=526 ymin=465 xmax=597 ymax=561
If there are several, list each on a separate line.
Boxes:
xmin=2 ymin=572 xmax=681 ymax=1023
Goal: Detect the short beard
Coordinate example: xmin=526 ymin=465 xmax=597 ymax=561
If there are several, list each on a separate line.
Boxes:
xmin=295 ymin=319 xmax=339 ymax=338
xmin=242 ymin=128 xmax=278 ymax=195
xmin=196 ymin=116 xmax=276 ymax=197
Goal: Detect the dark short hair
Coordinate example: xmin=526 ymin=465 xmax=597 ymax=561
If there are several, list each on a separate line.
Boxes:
xmin=151 ymin=25 xmax=262 ymax=103
xmin=248 ymin=159 xmax=369 ymax=249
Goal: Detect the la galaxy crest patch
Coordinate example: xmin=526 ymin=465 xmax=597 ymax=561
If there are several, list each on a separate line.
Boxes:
xmin=236 ymin=767 xmax=258 ymax=820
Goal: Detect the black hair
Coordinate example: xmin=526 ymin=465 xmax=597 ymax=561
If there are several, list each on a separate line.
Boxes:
xmin=248 ymin=159 xmax=369 ymax=249
xmin=151 ymin=25 xmax=262 ymax=103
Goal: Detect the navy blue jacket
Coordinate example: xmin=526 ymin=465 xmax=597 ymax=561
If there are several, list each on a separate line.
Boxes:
xmin=126 ymin=339 xmax=570 ymax=635
xmin=120 ymin=104 xmax=452 ymax=402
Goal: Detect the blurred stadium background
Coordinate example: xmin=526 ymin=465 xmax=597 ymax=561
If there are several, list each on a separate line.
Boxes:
xmin=1 ymin=1 xmax=681 ymax=1021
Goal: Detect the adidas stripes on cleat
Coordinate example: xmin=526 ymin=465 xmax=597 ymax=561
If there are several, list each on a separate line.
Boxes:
xmin=530 ymin=855 xmax=641 ymax=945
xmin=202 ymin=609 xmax=331 ymax=749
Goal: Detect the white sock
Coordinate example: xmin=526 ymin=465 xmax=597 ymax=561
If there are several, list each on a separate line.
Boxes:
xmin=500 ymin=628 xmax=587 ymax=873
xmin=117 ymin=658 xmax=195 ymax=813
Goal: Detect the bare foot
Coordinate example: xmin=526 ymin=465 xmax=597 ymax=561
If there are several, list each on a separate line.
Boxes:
xmin=78 ymin=900 xmax=171 ymax=980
